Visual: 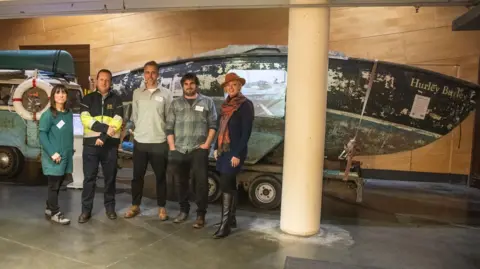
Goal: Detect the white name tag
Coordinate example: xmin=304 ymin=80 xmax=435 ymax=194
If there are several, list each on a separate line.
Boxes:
xmin=195 ymin=106 xmax=204 ymax=112
xmin=155 ymin=96 xmax=164 ymax=102
xmin=56 ymin=120 xmax=65 ymax=129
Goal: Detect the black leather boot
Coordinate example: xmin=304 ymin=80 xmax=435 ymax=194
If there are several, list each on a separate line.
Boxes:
xmin=214 ymin=191 xmax=237 ymax=228
xmin=213 ymin=192 xmax=233 ymax=239
xmin=230 ymin=191 xmax=237 ymax=228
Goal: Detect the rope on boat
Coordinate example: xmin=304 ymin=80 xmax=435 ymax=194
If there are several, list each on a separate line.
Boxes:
xmin=341 ymin=60 xmax=378 ymax=181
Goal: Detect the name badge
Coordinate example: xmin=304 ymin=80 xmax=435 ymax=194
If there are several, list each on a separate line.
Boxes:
xmin=195 ymin=106 xmax=204 ymax=112
xmin=155 ymin=96 xmax=164 ymax=102
xmin=56 ymin=120 xmax=65 ymax=129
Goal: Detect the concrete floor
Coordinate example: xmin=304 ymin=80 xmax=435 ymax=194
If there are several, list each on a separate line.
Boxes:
xmin=1 ymin=169 xmax=480 ymax=269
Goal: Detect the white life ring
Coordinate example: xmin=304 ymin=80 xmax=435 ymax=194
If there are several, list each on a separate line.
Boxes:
xmin=12 ymin=77 xmax=53 ymax=121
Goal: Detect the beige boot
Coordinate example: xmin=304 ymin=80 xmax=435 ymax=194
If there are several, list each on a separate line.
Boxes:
xmin=124 ymin=205 xmax=140 ymax=218
xmin=158 ymin=207 xmax=169 ymax=221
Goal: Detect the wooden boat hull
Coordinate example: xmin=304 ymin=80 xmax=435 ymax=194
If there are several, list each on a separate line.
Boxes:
xmin=112 ymin=49 xmax=479 ymax=164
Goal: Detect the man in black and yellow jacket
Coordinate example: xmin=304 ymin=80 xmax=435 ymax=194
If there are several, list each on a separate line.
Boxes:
xmin=78 ymin=69 xmax=124 ymax=223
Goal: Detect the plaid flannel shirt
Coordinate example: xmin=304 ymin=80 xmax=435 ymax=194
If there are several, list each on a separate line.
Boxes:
xmin=166 ymin=94 xmax=217 ymax=153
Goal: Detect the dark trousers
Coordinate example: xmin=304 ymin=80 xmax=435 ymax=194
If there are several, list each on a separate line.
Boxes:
xmin=46 ymin=175 xmax=66 ymax=215
xmin=132 ymin=141 xmax=168 ymax=207
xmin=82 ymin=145 xmax=118 ymax=214
xmin=170 ymin=148 xmax=209 ymax=215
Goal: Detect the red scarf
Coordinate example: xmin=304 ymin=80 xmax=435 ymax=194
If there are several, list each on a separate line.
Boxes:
xmin=217 ymin=93 xmax=247 ymax=155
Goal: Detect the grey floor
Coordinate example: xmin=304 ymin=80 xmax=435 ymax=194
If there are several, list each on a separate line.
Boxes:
xmin=1 ymin=169 xmax=480 ymax=269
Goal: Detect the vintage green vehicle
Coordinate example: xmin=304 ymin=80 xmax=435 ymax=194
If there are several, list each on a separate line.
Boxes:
xmin=0 ymin=50 xmax=84 ymax=184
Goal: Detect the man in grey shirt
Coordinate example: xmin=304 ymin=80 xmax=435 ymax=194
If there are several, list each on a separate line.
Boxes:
xmin=124 ymin=61 xmax=173 ymax=220
xmin=166 ymin=72 xmax=217 ymax=229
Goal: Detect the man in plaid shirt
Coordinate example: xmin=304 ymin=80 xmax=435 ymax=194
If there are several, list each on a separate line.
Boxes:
xmin=166 ymin=72 xmax=217 ymax=229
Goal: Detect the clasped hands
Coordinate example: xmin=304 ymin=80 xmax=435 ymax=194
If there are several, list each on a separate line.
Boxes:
xmin=51 ymin=152 xmax=61 ymax=163
xmin=95 ymin=125 xmax=117 ymax=146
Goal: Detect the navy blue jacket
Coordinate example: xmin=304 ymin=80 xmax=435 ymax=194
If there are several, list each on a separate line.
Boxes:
xmin=215 ymin=99 xmax=254 ymax=174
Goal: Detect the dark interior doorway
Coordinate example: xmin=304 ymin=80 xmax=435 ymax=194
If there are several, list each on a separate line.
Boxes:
xmin=468 ymin=57 xmax=480 ymax=189
xmin=19 ymin=44 xmax=90 ymax=91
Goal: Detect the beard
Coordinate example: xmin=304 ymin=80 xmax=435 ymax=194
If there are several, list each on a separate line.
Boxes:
xmin=184 ymin=88 xmax=197 ymax=96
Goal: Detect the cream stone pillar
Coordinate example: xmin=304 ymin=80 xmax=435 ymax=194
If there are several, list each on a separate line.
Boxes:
xmin=280 ymin=0 xmax=330 ymax=236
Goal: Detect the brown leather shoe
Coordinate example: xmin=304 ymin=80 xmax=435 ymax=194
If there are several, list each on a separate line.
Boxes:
xmin=158 ymin=207 xmax=168 ymax=221
xmin=193 ymin=215 xmax=205 ymax=229
xmin=124 ymin=205 xmax=140 ymax=218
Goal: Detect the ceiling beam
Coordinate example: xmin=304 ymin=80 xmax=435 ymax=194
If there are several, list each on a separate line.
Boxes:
xmin=0 ymin=0 xmax=475 ymax=19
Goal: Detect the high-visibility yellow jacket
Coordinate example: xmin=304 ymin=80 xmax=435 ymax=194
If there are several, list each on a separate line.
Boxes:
xmin=79 ymin=90 xmax=124 ymax=147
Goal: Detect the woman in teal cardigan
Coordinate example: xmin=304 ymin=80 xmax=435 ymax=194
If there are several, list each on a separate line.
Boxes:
xmin=39 ymin=85 xmax=74 ymax=225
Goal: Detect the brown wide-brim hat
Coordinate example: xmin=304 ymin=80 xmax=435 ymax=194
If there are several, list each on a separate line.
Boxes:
xmin=221 ymin=72 xmax=246 ymax=88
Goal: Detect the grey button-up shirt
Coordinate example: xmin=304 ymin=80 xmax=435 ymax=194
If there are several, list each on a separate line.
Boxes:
xmin=166 ymin=94 xmax=217 ymax=153
xmin=131 ymin=86 xmax=173 ymax=144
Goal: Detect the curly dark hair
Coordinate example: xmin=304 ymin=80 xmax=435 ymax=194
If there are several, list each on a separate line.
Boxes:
xmin=180 ymin=73 xmax=200 ymax=87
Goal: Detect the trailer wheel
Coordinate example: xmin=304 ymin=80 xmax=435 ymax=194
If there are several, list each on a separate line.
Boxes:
xmin=0 ymin=146 xmax=24 ymax=179
xmin=248 ymin=175 xmax=281 ymax=210
xmin=208 ymin=171 xmax=222 ymax=203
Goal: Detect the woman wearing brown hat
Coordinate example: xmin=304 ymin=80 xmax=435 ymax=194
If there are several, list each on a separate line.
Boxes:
xmin=213 ymin=72 xmax=254 ymax=239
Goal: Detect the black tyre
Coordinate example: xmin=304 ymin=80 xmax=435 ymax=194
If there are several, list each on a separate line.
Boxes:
xmin=207 ymin=171 xmax=222 ymax=203
xmin=0 ymin=146 xmax=24 ymax=179
xmin=12 ymin=147 xmax=25 ymax=176
xmin=248 ymin=175 xmax=282 ymax=210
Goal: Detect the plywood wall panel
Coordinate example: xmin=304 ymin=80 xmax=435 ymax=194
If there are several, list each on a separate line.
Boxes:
xmin=408 ymin=56 xmax=479 ymax=84
xmin=408 ymin=64 xmax=458 ymax=78
xmin=355 ymin=151 xmax=412 ymax=171
xmin=330 ymin=7 xmax=436 ymax=42
xmin=110 ymin=12 xmax=185 ymax=45
xmin=179 ymin=9 xmax=289 ymax=32
xmin=91 ymin=34 xmax=192 ymax=74
xmin=8 ymin=18 xmax=45 ymax=36
xmin=329 ymin=33 xmax=407 ymax=63
xmin=23 ymin=19 xmax=114 ymax=49
xmin=404 ymin=27 xmax=480 ymax=63
xmin=434 ymin=7 xmax=469 ymax=27
xmin=43 ymin=13 xmax=132 ymax=32
xmin=450 ymin=113 xmax=475 ymax=174
xmin=411 ymin=131 xmax=452 ymax=173
xmin=7 ymin=35 xmax=25 ymax=49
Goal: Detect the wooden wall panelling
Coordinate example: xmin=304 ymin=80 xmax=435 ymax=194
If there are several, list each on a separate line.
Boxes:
xmin=110 ymin=11 xmax=186 ymax=46
xmin=450 ymin=113 xmax=475 ymax=174
xmin=329 ymin=33 xmax=407 ymax=63
xmin=403 ymin=27 xmax=480 ymax=63
xmin=8 ymin=18 xmax=45 ymax=36
xmin=410 ymin=130 xmax=452 ymax=173
xmin=43 ymin=13 xmax=133 ymax=32
xmin=23 ymin=19 xmax=114 ymax=49
xmin=434 ymin=7 xmax=471 ymax=27
xmin=330 ymin=7 xmax=436 ymax=42
xmin=90 ymin=34 xmax=192 ymax=74
xmin=179 ymin=9 xmax=289 ymax=32
xmin=408 ymin=64 xmax=458 ymax=78
xmin=355 ymin=151 xmax=412 ymax=171
xmin=408 ymin=56 xmax=479 ymax=84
